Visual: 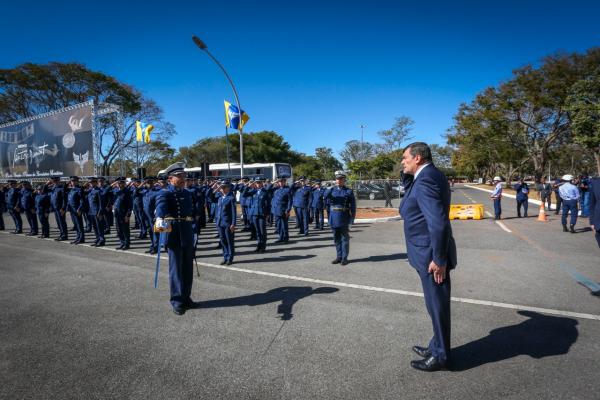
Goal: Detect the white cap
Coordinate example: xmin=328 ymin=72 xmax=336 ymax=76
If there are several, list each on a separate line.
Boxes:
xmin=561 ymin=174 xmax=573 ymax=181
xmin=334 ymin=170 xmax=347 ymax=178
xmin=493 ymin=176 xmax=501 ymax=182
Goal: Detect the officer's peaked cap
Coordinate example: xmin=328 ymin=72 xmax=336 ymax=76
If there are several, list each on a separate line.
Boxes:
xmin=165 ymin=162 xmax=186 ymax=176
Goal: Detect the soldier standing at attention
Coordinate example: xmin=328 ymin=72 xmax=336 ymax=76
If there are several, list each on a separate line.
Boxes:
xmin=215 ymin=180 xmax=237 ymax=265
xmin=98 ymin=177 xmax=114 ymax=235
xmin=271 ymin=175 xmax=293 ymax=243
xmin=20 ymin=181 xmax=38 ymax=236
xmin=243 ymin=177 xmax=270 ymax=253
xmin=112 ymin=177 xmax=133 ymax=250
xmin=6 ymin=180 xmax=23 ymax=234
xmin=311 ymin=179 xmax=326 ymax=230
xmin=292 ymin=176 xmax=311 ymax=236
xmin=490 ymin=177 xmax=503 ymax=220
xmin=47 ymin=177 xmax=68 ymax=241
xmin=67 ymin=176 xmax=85 ymax=244
xmin=324 ymin=171 xmax=356 ymax=266
xmin=0 ymin=183 xmax=5 ymax=231
xmin=35 ymin=185 xmax=51 ymax=238
xmin=143 ymin=177 xmax=161 ymax=254
xmin=86 ymin=177 xmax=105 ymax=247
xmin=154 ymin=162 xmax=196 ymax=316
xmin=132 ymin=179 xmax=148 ymax=239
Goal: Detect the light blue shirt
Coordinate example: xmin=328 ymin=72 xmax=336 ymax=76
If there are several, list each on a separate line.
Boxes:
xmin=491 ymin=182 xmax=503 ymax=198
xmin=559 ymin=182 xmax=580 ymax=201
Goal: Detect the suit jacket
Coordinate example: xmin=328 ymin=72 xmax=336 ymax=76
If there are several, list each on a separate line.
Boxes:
xmin=215 ymin=192 xmax=237 ymax=228
xmin=399 ymin=164 xmax=457 ymax=272
xmin=589 ymin=178 xmax=600 ymax=229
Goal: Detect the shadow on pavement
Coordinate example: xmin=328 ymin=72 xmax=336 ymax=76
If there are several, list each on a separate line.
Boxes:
xmin=195 ymin=286 xmax=339 ymax=320
xmin=233 ymin=254 xmax=317 ymax=264
xmin=351 ymin=253 xmax=408 ymax=262
xmin=450 ymin=311 xmax=578 ymax=371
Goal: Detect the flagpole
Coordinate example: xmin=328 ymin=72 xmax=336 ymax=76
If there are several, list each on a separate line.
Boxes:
xmin=192 ymin=35 xmax=244 ymax=178
xmin=225 ymin=125 xmax=231 ymax=175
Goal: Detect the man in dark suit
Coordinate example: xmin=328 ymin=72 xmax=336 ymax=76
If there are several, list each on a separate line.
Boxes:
xmin=399 ymin=142 xmax=457 ymax=372
xmin=589 ymin=177 xmax=600 ymax=248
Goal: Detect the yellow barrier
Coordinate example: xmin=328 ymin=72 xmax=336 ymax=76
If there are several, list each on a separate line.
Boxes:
xmin=449 ymin=204 xmax=484 ymax=220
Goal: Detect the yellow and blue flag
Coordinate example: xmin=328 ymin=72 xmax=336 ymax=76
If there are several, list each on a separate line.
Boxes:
xmin=224 ymin=100 xmax=249 ymax=130
xmin=136 ymin=121 xmax=154 ymax=144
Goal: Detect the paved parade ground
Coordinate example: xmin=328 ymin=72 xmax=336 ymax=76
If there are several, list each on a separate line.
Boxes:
xmin=1 ymin=184 xmax=599 ymax=399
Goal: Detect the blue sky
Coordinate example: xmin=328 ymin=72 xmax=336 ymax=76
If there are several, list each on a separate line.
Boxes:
xmin=2 ymin=0 xmax=599 ymax=159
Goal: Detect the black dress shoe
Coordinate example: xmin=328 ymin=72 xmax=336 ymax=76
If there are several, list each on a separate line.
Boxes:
xmin=172 ymin=308 xmax=186 ymax=316
xmin=341 ymin=259 xmax=349 ymax=266
xmin=331 ymin=259 xmax=341 ymax=264
xmin=96 ymin=242 xmax=105 ymax=247
xmin=412 ymin=345 xmax=432 ymax=358
xmin=90 ymin=243 xmax=98 ymax=247
xmin=149 ymin=249 xmax=157 ymax=254
xmin=220 ymin=261 xmax=227 ymax=265
xmin=410 ymin=356 xmax=445 ymax=372
xmin=226 ymin=261 xmax=233 ymax=265
xmin=145 ymin=249 xmax=152 ymax=253
xmin=70 ymin=240 xmax=79 ymax=244
xmin=121 ymin=245 xmax=130 ymax=250
xmin=116 ymin=245 xmax=124 ymax=250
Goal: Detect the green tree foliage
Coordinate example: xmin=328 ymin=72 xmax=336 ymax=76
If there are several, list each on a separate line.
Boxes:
xmin=340 ymin=140 xmax=375 ymax=165
xmin=314 ymin=147 xmax=343 ymax=179
xmin=566 ymin=75 xmax=600 ymax=174
xmin=377 ymin=116 xmax=414 ymax=153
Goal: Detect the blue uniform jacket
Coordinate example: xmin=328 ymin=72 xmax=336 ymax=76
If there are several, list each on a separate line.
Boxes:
xmin=155 ymin=185 xmax=195 ymax=248
xmin=20 ymin=188 xmax=36 ymax=211
xmin=7 ymin=188 xmax=21 ymax=209
xmin=243 ymin=186 xmax=270 ymax=217
xmin=50 ymin=185 xmax=67 ymax=212
xmin=514 ymin=182 xmax=529 ymax=201
xmin=310 ymin=187 xmax=325 ymax=209
xmin=143 ymin=186 xmax=162 ymax=217
xmin=67 ymin=186 xmax=85 ymax=214
xmin=399 ymin=164 xmax=457 ymax=271
xmin=589 ymin=178 xmax=600 ymax=228
xmin=215 ymin=192 xmax=237 ymax=228
xmin=324 ymin=186 xmax=356 ymax=229
xmin=87 ymin=187 xmax=104 ymax=216
xmin=35 ymin=193 xmax=51 ymax=214
xmin=292 ymin=185 xmax=312 ymax=208
xmin=113 ymin=188 xmax=133 ymax=217
xmin=271 ymin=186 xmax=293 ymax=216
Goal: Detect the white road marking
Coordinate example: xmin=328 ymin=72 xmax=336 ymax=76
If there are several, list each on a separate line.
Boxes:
xmin=495 ymin=221 xmax=512 ymax=233
xmin=2 ymin=231 xmax=599 ymax=321
xmin=485 ymin=211 xmax=493 ymax=217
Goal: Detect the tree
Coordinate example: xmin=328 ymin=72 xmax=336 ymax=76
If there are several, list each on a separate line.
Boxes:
xmin=566 ymin=75 xmax=600 ymax=175
xmin=293 ymin=156 xmax=323 ymax=179
xmin=377 ymin=116 xmax=414 ymax=153
xmin=340 ymin=140 xmax=375 ymax=165
xmin=369 ymin=154 xmax=396 ymax=178
xmin=314 ymin=147 xmax=343 ymax=179
xmin=0 ymin=62 xmax=175 ymax=175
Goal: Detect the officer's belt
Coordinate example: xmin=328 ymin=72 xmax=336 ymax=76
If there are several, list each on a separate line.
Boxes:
xmin=164 ymin=216 xmax=194 ymax=221
xmin=331 ymin=207 xmax=349 ymax=211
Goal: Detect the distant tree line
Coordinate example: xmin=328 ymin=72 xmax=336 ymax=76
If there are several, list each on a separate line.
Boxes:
xmin=447 ymin=48 xmax=600 ymax=180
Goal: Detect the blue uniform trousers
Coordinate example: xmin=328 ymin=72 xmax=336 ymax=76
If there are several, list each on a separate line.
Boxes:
xmin=168 ymin=245 xmax=194 ymax=310
xmin=332 ymin=226 xmax=350 ymax=260
xmin=54 ymin=210 xmax=68 ymax=239
xmin=70 ymin=212 xmax=85 ymax=242
xmin=274 ymin=215 xmax=289 ymax=241
xmin=114 ymin=212 xmax=130 ymax=247
xmin=134 ymin=205 xmax=147 ymax=237
xmin=516 ymin=198 xmax=528 ymax=217
xmin=9 ymin=210 xmax=23 ymax=232
xmin=89 ymin=214 xmax=105 ymax=244
xmin=0 ymin=211 xmax=4 ymax=230
xmin=561 ymin=200 xmax=578 ymax=226
xmin=37 ymin=212 xmax=50 ymax=237
xmin=105 ymin=209 xmax=114 ymax=232
xmin=218 ymin=226 xmax=235 ymax=262
xmin=493 ymin=199 xmax=501 ymax=218
xmin=580 ymin=192 xmax=590 ymax=217
xmin=417 ymin=266 xmax=451 ymax=365
xmin=295 ymin=207 xmax=309 ymax=234
xmin=83 ymin=212 xmax=91 ymax=232
xmin=252 ymin=216 xmax=268 ymax=249
xmin=242 ymin=205 xmax=250 ymax=229
xmin=312 ymin=207 xmax=324 ymax=229
xmin=595 ymin=229 xmax=600 ymax=248
xmin=25 ymin=209 xmax=38 ymax=234
xmin=145 ymin=212 xmax=157 ymax=251
xmin=198 ymin=206 xmax=206 ymax=228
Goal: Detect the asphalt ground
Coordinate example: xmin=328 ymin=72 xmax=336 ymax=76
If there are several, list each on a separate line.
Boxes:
xmin=1 ymin=184 xmax=599 ymax=399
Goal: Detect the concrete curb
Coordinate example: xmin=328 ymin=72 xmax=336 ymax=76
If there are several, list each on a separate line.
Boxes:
xmin=324 ymin=215 xmax=402 ymax=224
xmin=464 ymin=184 xmax=557 ymax=208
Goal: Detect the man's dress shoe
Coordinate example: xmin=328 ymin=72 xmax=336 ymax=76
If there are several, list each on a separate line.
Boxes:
xmin=410 ymin=356 xmax=445 ymax=372
xmin=412 ymin=345 xmax=432 ymax=358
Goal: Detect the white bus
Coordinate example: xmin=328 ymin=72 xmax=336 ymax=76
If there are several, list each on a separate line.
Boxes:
xmin=183 ymin=162 xmax=293 ymax=183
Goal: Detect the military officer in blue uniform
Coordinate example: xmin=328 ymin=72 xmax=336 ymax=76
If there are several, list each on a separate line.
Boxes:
xmin=111 ymin=177 xmax=133 ymax=250
xmin=34 ymin=185 xmax=51 ymax=238
xmin=271 ymin=175 xmax=293 ymax=243
xmin=85 ymin=177 xmax=106 ymax=247
xmin=67 ymin=176 xmax=85 ymax=244
xmin=131 ymin=179 xmax=148 ymax=239
xmin=20 ymin=181 xmax=39 ymax=236
xmin=185 ymin=177 xmax=200 ymax=238
xmin=98 ymin=177 xmax=114 ymax=234
xmin=243 ymin=177 xmax=270 ymax=252
xmin=292 ymin=176 xmax=312 ymax=236
xmin=238 ymin=176 xmax=251 ymax=231
xmin=513 ymin=178 xmax=529 ymax=218
xmin=195 ymin=178 xmax=207 ymax=229
xmin=143 ymin=176 xmax=161 ymax=254
xmin=0 ymin=183 xmax=5 ymax=230
xmin=311 ymin=179 xmax=326 ymax=230
xmin=47 ymin=177 xmax=68 ymax=241
xmin=215 ymin=180 xmax=237 ymax=265
xmin=324 ymin=171 xmax=356 ymax=265
xmin=155 ymin=162 xmax=196 ymax=315
xmin=7 ymin=180 xmax=23 ymax=234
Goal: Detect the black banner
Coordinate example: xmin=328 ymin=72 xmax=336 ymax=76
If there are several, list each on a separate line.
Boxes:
xmin=0 ymin=104 xmax=94 ymax=178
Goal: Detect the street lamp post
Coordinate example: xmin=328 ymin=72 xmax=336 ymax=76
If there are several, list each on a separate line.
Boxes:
xmin=192 ymin=35 xmax=245 ymax=178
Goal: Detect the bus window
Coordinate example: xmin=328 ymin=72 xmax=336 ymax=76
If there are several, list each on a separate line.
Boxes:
xmin=275 ymin=164 xmax=292 ymax=178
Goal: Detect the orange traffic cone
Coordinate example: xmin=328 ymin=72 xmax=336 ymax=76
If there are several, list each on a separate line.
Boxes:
xmin=538 ymin=203 xmax=548 ymax=222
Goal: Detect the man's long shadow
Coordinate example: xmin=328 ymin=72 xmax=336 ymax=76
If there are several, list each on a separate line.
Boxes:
xmin=351 ymin=253 xmax=408 ymax=262
xmin=196 ymin=286 xmax=339 ymax=320
xmin=450 ymin=311 xmax=578 ymax=371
